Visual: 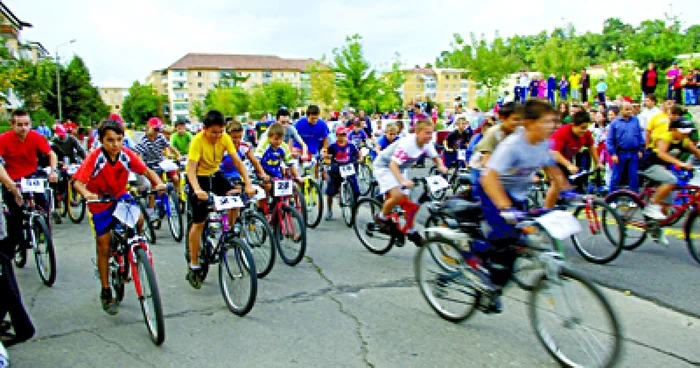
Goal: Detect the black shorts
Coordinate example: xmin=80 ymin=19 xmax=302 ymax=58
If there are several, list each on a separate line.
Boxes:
xmin=187 ymin=171 xmax=234 ymax=223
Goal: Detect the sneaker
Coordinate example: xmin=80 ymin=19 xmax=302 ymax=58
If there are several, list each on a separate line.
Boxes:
xmin=489 ymin=291 xmax=503 ymax=314
xmin=655 ymin=231 xmax=670 ymax=246
xmin=406 ymin=231 xmax=424 ymax=246
xmin=373 ymin=214 xmax=395 ymax=234
xmin=325 ymin=211 xmax=333 ymax=221
xmin=186 ymin=267 xmax=203 ymax=289
xmin=101 ymin=288 xmax=119 ymax=315
xmin=643 ymin=204 xmax=665 ymax=220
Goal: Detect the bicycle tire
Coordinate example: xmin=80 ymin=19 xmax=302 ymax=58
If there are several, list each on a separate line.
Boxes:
xmin=32 ymin=216 xmax=56 ymax=286
xmin=134 ymin=248 xmax=166 ymax=346
xmin=683 ymin=210 xmax=700 ymax=265
xmin=571 ymin=199 xmax=625 ymax=264
xmin=304 ymin=178 xmax=323 ymax=228
xmin=242 ymin=211 xmax=276 ymax=278
xmin=340 ymin=181 xmax=356 ymax=227
xmin=57 ymin=191 xmax=67 ymax=217
xmin=530 ymin=267 xmax=622 ymax=368
xmin=136 ymin=199 xmax=157 ymax=245
xmin=67 ymin=183 xmax=86 ymax=224
xmin=275 ymin=205 xmax=306 ymax=266
xmin=110 ymin=233 xmax=125 ymax=302
xmin=423 ymin=215 xmax=463 ymax=271
xmin=219 ymin=239 xmax=258 ymax=316
xmin=415 ymin=240 xmax=480 ymax=322
xmin=292 ymin=186 xmax=308 ymax=225
xmin=353 ymin=198 xmax=393 ymax=255
xmin=166 ymin=192 xmax=184 ymax=242
xmin=605 ymin=191 xmax=647 ymax=250
xmin=357 ymin=163 xmax=373 ymax=197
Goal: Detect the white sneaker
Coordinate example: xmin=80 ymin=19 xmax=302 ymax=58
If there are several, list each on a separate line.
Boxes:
xmin=324 ymin=211 xmax=333 ymax=221
xmin=656 ymin=231 xmax=670 ymax=246
xmin=642 ymin=204 xmax=665 ymax=220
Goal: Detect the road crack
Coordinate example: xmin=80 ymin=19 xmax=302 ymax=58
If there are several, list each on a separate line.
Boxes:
xmin=305 ymin=256 xmax=375 ymax=368
xmin=91 ymin=330 xmax=156 ymax=367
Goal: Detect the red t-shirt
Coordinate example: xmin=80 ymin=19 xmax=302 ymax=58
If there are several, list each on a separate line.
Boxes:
xmin=647 ymin=69 xmax=657 ymax=86
xmin=73 ymin=147 xmax=148 ymax=213
xmin=0 ymin=130 xmax=52 ymax=181
xmin=550 ymin=124 xmax=594 ymax=161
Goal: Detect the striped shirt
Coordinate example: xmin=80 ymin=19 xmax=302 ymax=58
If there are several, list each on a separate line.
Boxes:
xmin=133 ymin=134 xmax=170 ymax=166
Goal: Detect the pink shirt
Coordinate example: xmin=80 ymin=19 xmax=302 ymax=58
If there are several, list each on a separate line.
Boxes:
xmin=667 ymin=68 xmax=679 ymax=85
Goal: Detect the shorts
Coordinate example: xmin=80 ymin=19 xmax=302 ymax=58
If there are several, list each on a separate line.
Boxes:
xmin=640 ymin=165 xmax=677 ymax=185
xmin=89 ymin=194 xmax=131 ymax=237
xmin=187 ymin=171 xmax=234 ymax=223
xmin=375 ymin=167 xmax=409 ymax=195
xmin=325 ymin=170 xmax=359 ymax=196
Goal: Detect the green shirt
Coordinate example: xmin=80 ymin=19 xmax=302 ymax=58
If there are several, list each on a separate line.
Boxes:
xmin=170 ymin=131 xmax=193 ymax=155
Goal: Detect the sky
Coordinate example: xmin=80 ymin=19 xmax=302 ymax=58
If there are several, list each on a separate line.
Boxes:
xmin=8 ymin=0 xmax=697 ymax=88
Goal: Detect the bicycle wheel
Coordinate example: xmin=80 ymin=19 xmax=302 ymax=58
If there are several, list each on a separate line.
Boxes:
xmin=353 ymin=198 xmax=393 ymax=255
xmin=57 ymin=191 xmax=67 ymax=217
xmin=166 ymin=192 xmax=184 ymax=242
xmin=242 ymin=212 xmax=276 ymax=278
xmin=67 ymin=183 xmax=86 ymax=224
xmin=219 ymin=239 xmax=258 ymax=316
xmin=134 ymin=248 xmax=165 ymax=346
xmin=291 ymin=186 xmax=307 ymax=225
xmin=530 ymin=267 xmax=622 ymax=368
xmin=605 ymin=191 xmax=647 ymax=250
xmin=357 ymin=163 xmax=373 ymax=197
xmin=512 ymin=225 xmax=553 ymax=291
xmin=683 ymin=210 xmax=700 ymax=264
xmin=275 ymin=205 xmax=306 ymax=266
xmin=304 ymin=179 xmax=323 ymax=228
xmin=32 ymin=216 xmax=56 ymax=286
xmin=428 ymin=167 xmax=447 ymax=200
xmin=423 ymin=215 xmax=462 ymax=270
xmin=110 ymin=234 xmax=125 ymax=302
xmin=136 ymin=199 xmax=157 ymax=245
xmin=415 ymin=240 xmax=480 ymax=322
xmin=340 ymin=181 xmax=355 ymax=227
xmin=571 ymin=199 xmax=625 ymax=264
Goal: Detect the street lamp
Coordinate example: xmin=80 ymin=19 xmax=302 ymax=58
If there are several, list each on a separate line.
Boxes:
xmin=55 ymin=39 xmax=77 ymax=122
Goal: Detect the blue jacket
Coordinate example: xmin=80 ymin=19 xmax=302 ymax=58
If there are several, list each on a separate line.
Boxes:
xmin=606 ymin=116 xmax=644 ymax=156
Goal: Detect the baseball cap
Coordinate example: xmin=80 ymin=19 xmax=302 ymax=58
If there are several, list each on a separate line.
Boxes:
xmin=108 ymin=113 xmax=123 ymax=123
xmin=54 ymin=124 xmax=67 ymax=138
xmin=147 ymin=117 xmax=163 ymax=129
xmin=336 ymin=126 xmax=348 ymax=135
xmin=669 ymin=118 xmax=695 ymax=134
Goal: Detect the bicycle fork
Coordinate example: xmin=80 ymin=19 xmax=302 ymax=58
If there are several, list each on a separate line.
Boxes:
xmin=541 ymin=252 xmax=583 ymax=325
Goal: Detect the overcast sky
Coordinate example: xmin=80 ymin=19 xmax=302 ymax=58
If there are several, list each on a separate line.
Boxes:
xmin=8 ymin=0 xmax=696 ymax=87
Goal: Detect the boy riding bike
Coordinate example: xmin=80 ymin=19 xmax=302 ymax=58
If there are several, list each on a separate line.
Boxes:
xmin=73 ymin=120 xmax=166 ymax=315
xmin=254 ymin=123 xmax=301 ymax=197
xmin=373 ymin=118 xmax=449 ymax=246
xmin=323 ymin=126 xmax=360 ymax=220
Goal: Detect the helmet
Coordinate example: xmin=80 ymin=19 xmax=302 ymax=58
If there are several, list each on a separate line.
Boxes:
xmin=147 ymin=117 xmax=163 ymax=130
xmin=669 ymin=118 xmax=695 ymax=134
xmin=335 ymin=126 xmax=348 ymax=135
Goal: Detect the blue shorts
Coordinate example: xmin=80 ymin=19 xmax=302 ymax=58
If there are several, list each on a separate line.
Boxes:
xmin=90 ymin=194 xmax=130 ymax=237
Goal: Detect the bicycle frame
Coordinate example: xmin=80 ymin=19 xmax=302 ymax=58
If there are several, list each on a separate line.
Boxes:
xmin=611 ymin=184 xmax=700 ymax=228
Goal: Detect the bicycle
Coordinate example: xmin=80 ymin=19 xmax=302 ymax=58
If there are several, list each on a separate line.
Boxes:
xmin=353 ymin=175 xmax=449 ymax=254
xmin=429 ymin=153 xmax=471 ymax=200
xmin=357 ymin=145 xmax=374 ymax=197
xmin=142 ymin=179 xmax=184 ymax=243
xmin=183 ymin=191 xmax=258 ymax=316
xmin=11 ymin=177 xmax=56 ymax=287
xmin=57 ymin=162 xmax=87 ymax=224
xmin=605 ymin=167 xmax=700 ymax=264
xmin=88 ymin=195 xmax=165 ymax=345
xmin=258 ymin=178 xmax=307 ymax=266
xmin=127 ymin=174 xmax=158 ymax=245
xmin=336 ymin=163 xmax=359 ymax=227
xmin=416 ymin=206 xmax=622 ymax=368
xmin=296 ymin=156 xmax=323 ymax=228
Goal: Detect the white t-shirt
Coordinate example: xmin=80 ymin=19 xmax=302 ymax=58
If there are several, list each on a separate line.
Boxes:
xmin=638 ymin=107 xmax=661 ymax=131
xmin=373 ymin=134 xmax=439 ymax=171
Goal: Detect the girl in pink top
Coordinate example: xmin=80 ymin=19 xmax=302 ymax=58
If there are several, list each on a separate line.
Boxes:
xmin=538 ymin=76 xmax=547 ymax=98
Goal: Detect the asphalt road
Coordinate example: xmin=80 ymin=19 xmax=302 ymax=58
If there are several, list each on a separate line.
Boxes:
xmin=4 ymin=172 xmax=699 ymax=366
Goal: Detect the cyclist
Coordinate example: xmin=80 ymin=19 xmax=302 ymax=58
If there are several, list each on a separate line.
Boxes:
xmin=477 ymin=99 xmax=570 ymax=312
xmin=640 ymin=118 xmax=700 ymax=225
xmin=0 ymin=110 xmax=58 ymax=255
xmin=253 ymin=112 xmax=271 ymax=146
xmin=549 ymin=111 xmax=603 ymax=192
xmin=132 ymin=117 xmax=182 ymax=219
xmin=92 ymin=115 xmax=135 ymax=150
xmin=294 ymin=105 xmax=329 ymax=180
xmin=259 ymin=109 xmax=308 ymax=159
xmin=254 ymin=123 xmax=301 ymax=198
xmin=323 ymin=126 xmax=360 ymax=220
xmin=348 ymin=119 xmax=369 ymax=149
xmin=374 ymin=124 xmax=399 ymax=160
xmin=72 ymin=120 xmax=166 ymax=315
xmin=171 ymin=120 xmax=193 ymax=156
xmin=51 ymin=124 xmax=88 ymax=219
xmin=442 ymin=116 xmax=472 ymax=169
xmin=373 ymin=118 xmax=448 ymax=246
xmin=186 ymin=111 xmax=255 ymax=289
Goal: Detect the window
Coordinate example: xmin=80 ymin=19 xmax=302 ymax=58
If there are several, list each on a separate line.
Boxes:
xmin=250 ymin=82 xmax=257 ymax=87
xmin=174 ymin=92 xmax=187 ymax=100
xmin=220 ymin=70 xmax=234 ymax=79
xmin=172 ymin=103 xmax=189 ymax=111
xmin=461 ymin=82 xmax=468 ymax=89
xmin=198 ymin=94 xmax=206 ymax=99
xmin=444 ymin=84 xmax=448 ymax=89
xmin=196 ymin=71 xmax=203 ymax=77
xmin=197 ymin=82 xmax=203 ymax=88
xmin=453 ymin=84 xmax=458 ymax=89
xmin=172 ymin=70 xmax=186 ymax=78
xmin=277 ymin=72 xmax=284 ymax=78
xmin=445 ymin=75 xmax=450 ymax=80
xmin=263 ymin=71 xmax=272 ymax=78
xmin=210 ymin=72 xmax=217 ymax=78
xmin=211 ymin=83 xmax=216 ymax=88
xmin=289 ymin=72 xmax=296 ymax=78
xmin=445 ymin=93 xmax=450 ymax=98
xmin=249 ymin=72 xmax=257 ymax=78
xmin=115 ymin=105 xmax=120 ymax=109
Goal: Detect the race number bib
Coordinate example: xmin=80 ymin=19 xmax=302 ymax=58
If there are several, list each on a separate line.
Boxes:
xmin=213 ymin=195 xmax=244 ymax=211
xmin=113 ymin=202 xmax=141 ymax=229
xmin=535 ymin=210 xmax=582 ymax=240
xmin=252 ymin=184 xmax=266 ymax=200
xmin=360 ymin=147 xmax=370 ymax=156
xmin=340 ymin=164 xmax=356 ymax=178
xmin=66 ymin=165 xmax=80 ymax=176
xmin=159 ymin=159 xmax=178 ymax=172
xmin=128 ymin=172 xmax=137 ymax=182
xmin=20 ymin=178 xmax=46 ymax=193
xmin=457 ymin=149 xmax=466 ymax=161
xmin=274 ymin=180 xmax=293 ymax=197
xmin=426 ymin=175 xmax=449 ymax=193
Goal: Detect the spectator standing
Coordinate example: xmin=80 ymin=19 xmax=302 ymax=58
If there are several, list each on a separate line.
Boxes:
xmin=672 ymin=67 xmax=685 ymax=104
xmin=569 ymin=70 xmax=581 ymax=101
xmin=36 ymin=120 xmax=51 ymax=139
xmin=537 ymin=75 xmax=547 ymax=99
xmin=529 ymin=75 xmax=539 ymax=98
xmin=638 ymin=93 xmax=661 ymax=132
xmin=596 ymin=77 xmax=608 ymax=105
xmin=666 ymin=62 xmax=681 ymax=100
xmin=640 ymin=61 xmax=659 ymax=99
xmin=607 ymin=102 xmax=644 ymax=192
xmin=684 ymin=69 xmax=698 ymax=105
xmin=559 ymin=75 xmax=569 ymax=102
xmin=547 ymin=73 xmax=557 ymax=105
xmin=519 ymin=71 xmax=530 ymax=102
xmin=513 ymin=77 xmax=521 ymax=104
xmin=581 ymin=69 xmax=590 ymax=103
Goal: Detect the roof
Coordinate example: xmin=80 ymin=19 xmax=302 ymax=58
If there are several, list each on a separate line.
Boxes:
xmin=168 ymin=53 xmax=320 ymax=71
xmin=405 ymin=68 xmax=436 ymax=75
xmin=0 ymin=2 xmax=32 ymax=29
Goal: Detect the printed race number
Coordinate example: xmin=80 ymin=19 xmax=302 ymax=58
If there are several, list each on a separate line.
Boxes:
xmin=457 ymin=149 xmax=467 ymax=161
xmin=274 ymin=180 xmax=293 ymax=197
xmin=340 ymin=164 xmax=356 ymax=178
xmin=214 ymin=195 xmax=244 ymax=211
xmin=426 ymin=175 xmax=449 ymax=193
xmin=113 ymin=202 xmax=141 ymax=229
xmin=20 ymin=178 xmax=46 ymax=193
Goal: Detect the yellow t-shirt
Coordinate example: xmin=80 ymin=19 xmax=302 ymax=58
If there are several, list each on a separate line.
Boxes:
xmin=650 ymin=130 xmax=688 ymax=154
xmin=569 ymin=74 xmax=582 ymax=90
xmin=188 ymin=131 xmax=236 ymax=176
xmin=645 ymin=113 xmax=670 ymax=149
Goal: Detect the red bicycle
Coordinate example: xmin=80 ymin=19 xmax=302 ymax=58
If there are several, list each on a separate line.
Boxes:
xmin=258 ymin=178 xmax=307 ymax=266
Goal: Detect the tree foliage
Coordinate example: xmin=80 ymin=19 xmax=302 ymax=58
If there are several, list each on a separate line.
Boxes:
xmin=331 ymin=34 xmax=379 ymax=110
xmin=306 ymin=58 xmax=338 ymax=112
xmin=204 ymin=86 xmax=250 ymax=117
xmin=121 ymin=81 xmax=165 ymax=124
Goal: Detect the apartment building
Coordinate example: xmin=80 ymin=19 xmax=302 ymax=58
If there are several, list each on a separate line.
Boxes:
xmin=147 ymin=53 xmax=319 ymax=122
xmin=98 ymin=87 xmax=129 ymax=116
xmin=401 ymin=67 xmax=477 ymax=110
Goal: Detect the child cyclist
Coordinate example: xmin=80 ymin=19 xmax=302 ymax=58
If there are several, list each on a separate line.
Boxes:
xmin=186 ymin=111 xmax=255 ymax=289
xmin=348 ymin=119 xmax=369 ymax=148
xmin=373 ymin=118 xmax=449 ymax=246
xmin=73 ymin=120 xmax=167 ymax=315
xmin=254 ymin=123 xmax=301 ymax=198
xmin=476 ymin=99 xmax=571 ymax=312
xmin=373 ymin=124 xmax=399 ymax=160
xmin=323 ymin=126 xmax=360 ymax=220
xmin=442 ymin=116 xmax=473 ymax=169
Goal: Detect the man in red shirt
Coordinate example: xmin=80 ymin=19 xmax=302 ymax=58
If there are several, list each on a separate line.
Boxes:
xmin=549 ymin=111 xmax=602 ymax=192
xmin=0 ymin=110 xmax=58 ymax=256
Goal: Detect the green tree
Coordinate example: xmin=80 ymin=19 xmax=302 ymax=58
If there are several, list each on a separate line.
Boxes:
xmin=625 ymin=19 xmax=686 ymax=69
xmin=331 ymin=34 xmax=379 ymax=109
xmin=375 ymin=52 xmax=405 ymax=113
xmin=0 ymin=38 xmax=29 ymax=104
xmin=190 ymin=100 xmax=206 ymax=121
xmin=530 ymin=36 xmax=591 ymax=77
xmin=204 ymin=86 xmax=250 ymax=117
xmin=121 ymin=81 xmax=165 ymax=125
xmin=604 ymin=63 xmax=642 ymax=99
xmin=12 ymin=58 xmax=54 ymax=111
xmin=306 ymin=58 xmax=338 ymax=113
xmin=600 ymin=18 xmax=635 ymax=59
